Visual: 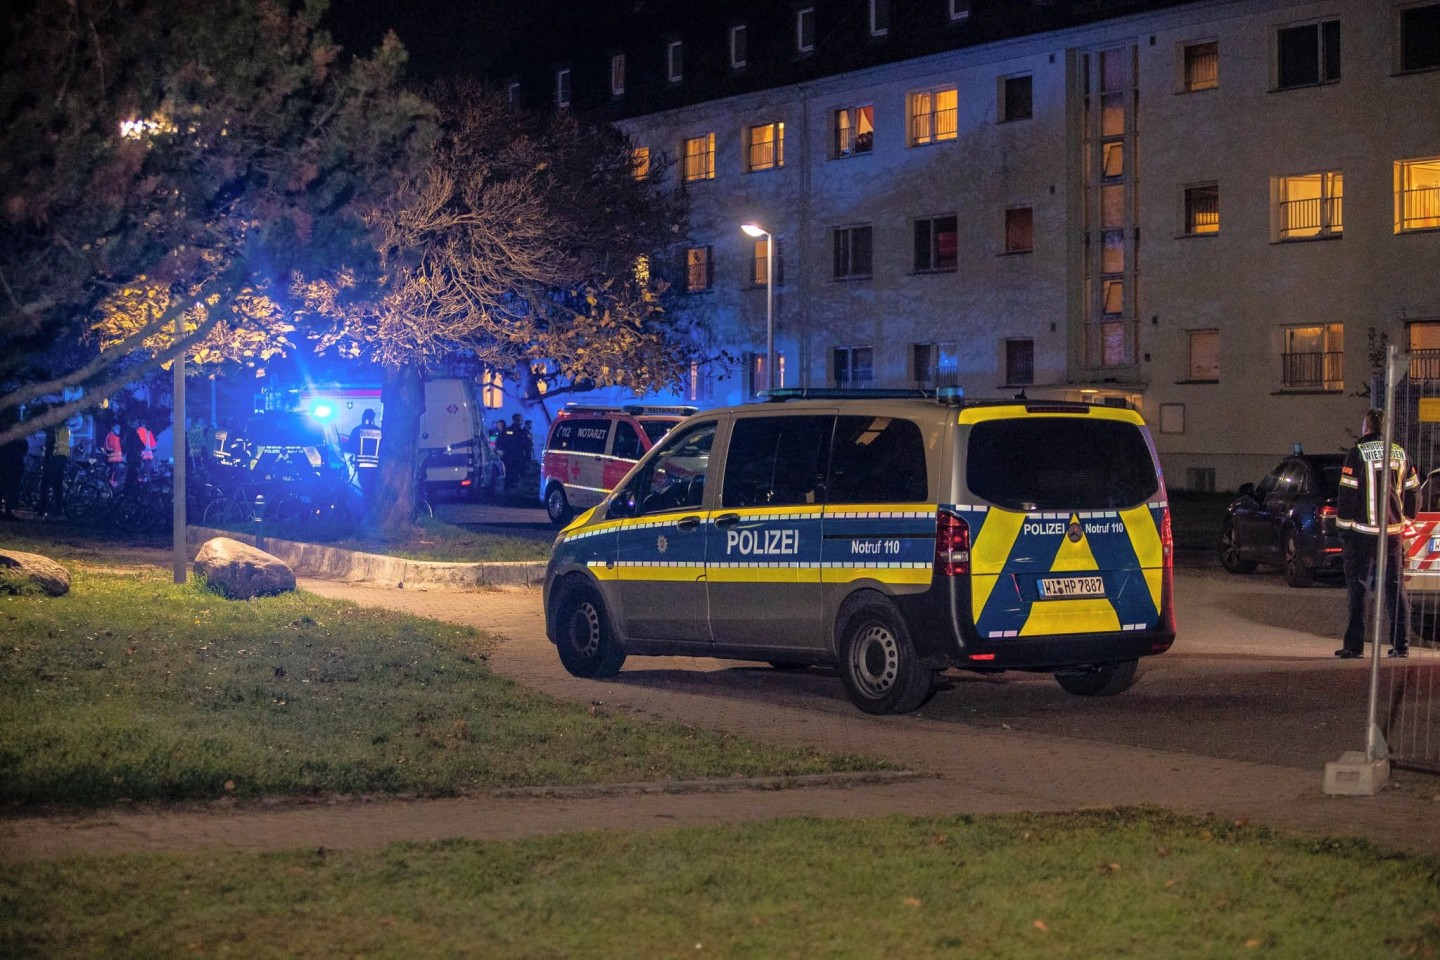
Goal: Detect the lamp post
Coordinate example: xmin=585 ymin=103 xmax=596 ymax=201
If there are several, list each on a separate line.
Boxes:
xmin=741 ymin=222 xmax=775 ymax=391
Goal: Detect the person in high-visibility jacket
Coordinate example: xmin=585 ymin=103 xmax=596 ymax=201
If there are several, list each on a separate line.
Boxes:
xmin=350 ymin=408 xmax=381 ymax=496
xmin=103 ymin=421 xmax=124 ymax=487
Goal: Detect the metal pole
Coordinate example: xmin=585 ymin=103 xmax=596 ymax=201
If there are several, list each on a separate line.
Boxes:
xmin=1365 ymin=343 xmax=1408 ymax=761
xmin=172 ymin=312 xmax=187 ymax=584
xmin=765 ymin=234 xmax=775 ymax=391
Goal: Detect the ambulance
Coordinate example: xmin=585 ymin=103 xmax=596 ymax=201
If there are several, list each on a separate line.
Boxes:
xmin=543 ymin=389 xmax=1176 ymax=715
xmin=540 ymin=404 xmax=697 ymax=525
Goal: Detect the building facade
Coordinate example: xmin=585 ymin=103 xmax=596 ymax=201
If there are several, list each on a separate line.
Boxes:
xmin=497 ymin=0 xmax=1440 ymax=491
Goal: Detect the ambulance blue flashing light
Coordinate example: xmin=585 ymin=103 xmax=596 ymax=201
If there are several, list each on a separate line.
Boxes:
xmin=310 ymin=402 xmax=334 ymax=420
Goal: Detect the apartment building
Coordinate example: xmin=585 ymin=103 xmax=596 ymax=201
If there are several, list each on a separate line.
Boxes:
xmin=493 ymin=0 xmax=1440 ymax=490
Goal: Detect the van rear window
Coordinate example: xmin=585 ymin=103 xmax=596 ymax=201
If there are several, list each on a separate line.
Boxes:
xmin=966 ymin=418 xmax=1158 ymax=510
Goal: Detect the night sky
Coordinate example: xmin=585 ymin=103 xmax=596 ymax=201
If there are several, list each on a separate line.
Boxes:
xmin=323 ymin=0 xmax=553 ymax=82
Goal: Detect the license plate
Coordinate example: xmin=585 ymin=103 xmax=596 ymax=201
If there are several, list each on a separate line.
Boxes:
xmin=1430 ymin=537 xmax=1440 ymax=554
xmin=1038 ymin=576 xmax=1105 ymax=598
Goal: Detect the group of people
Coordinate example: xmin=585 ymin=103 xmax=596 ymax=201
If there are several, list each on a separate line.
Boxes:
xmin=494 ymin=414 xmax=535 ymax=491
xmin=101 ymin=417 xmax=159 ymax=491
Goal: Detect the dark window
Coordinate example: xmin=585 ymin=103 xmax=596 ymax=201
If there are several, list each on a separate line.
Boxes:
xmin=685 ymin=246 xmax=713 ymax=292
xmin=833 ymin=225 xmax=873 ymax=279
xmin=640 ymin=420 xmax=680 ymax=444
xmin=1003 ymin=75 xmax=1033 ymax=121
xmin=630 ymin=421 xmax=715 ymax=515
xmin=832 ymin=346 xmax=873 ymax=388
xmin=966 ymin=418 xmax=1159 ymax=510
xmin=611 ymin=421 xmax=643 ymax=461
xmin=1402 ymin=4 xmax=1440 ymax=71
xmin=828 ymin=416 xmax=928 ymax=504
xmin=722 ymin=416 xmax=832 ymax=508
xmin=1277 ymin=20 xmax=1340 ymax=88
xmin=546 ymin=418 xmax=610 ymax=455
xmin=914 ymin=215 xmax=958 ymax=271
xmin=1005 ymin=207 xmax=1033 ymax=253
xmin=1005 ymin=339 xmax=1035 ymax=385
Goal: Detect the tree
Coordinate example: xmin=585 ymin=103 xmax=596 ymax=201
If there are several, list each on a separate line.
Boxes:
xmin=298 ymin=82 xmax=699 ymax=535
xmin=0 ymin=0 xmax=436 ymax=445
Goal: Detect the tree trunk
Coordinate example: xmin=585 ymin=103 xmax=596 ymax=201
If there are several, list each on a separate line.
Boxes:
xmin=370 ymin=361 xmax=425 ymax=538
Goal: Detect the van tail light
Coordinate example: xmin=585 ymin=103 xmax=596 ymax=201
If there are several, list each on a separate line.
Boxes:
xmin=1161 ymin=505 xmax=1173 ymax=562
xmin=935 ymin=509 xmax=970 ymax=577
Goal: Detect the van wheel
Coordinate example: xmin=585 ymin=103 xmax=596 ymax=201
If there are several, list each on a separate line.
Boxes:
xmin=1054 ymin=659 xmax=1138 ymax=697
xmin=553 ymin=581 xmax=626 ymax=678
xmin=836 ymin=599 xmax=936 ymax=715
xmin=1218 ymin=519 xmax=1257 ymax=574
xmin=1283 ymin=531 xmax=1315 ymax=588
xmin=546 ymin=484 xmax=573 ymax=526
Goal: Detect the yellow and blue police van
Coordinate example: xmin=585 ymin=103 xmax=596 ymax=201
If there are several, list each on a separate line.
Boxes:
xmin=543 ymin=389 xmax=1175 ymax=715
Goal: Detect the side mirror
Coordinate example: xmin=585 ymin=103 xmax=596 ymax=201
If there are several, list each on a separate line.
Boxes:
xmin=1237 ymin=482 xmax=1255 ymax=499
xmin=607 ymin=490 xmax=637 ymax=519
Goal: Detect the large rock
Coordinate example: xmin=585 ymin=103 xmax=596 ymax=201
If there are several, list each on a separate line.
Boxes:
xmin=0 ymin=550 xmax=71 ymax=596
xmin=194 ymin=537 xmax=296 ymax=600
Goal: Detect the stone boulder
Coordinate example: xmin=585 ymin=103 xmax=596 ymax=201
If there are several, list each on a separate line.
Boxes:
xmin=194 ymin=537 xmax=296 ymax=600
xmin=0 ymin=550 xmax=71 ymax=596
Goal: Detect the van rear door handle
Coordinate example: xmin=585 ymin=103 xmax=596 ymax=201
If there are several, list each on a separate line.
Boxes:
xmin=713 ymin=513 xmax=740 ymax=528
xmin=676 ymin=515 xmax=701 ymax=531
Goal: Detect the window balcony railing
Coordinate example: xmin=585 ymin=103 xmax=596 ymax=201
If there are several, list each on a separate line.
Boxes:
xmin=1281 ymin=350 xmax=1343 ymax=389
xmin=1408 ymin=348 xmax=1440 ymax=381
xmin=1400 ymin=186 xmax=1440 ymax=231
xmin=1279 ymin=196 xmax=1342 ymax=237
xmin=1186 ymin=194 xmax=1219 ymax=233
xmin=914 ymin=370 xmax=963 ymax=391
xmin=834 ymin=377 xmax=875 ymax=390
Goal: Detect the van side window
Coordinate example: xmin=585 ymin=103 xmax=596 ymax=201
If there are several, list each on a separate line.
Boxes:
xmin=828 ymin=416 xmax=928 ymax=503
xmin=549 ymin=418 xmax=611 ymax=455
xmin=722 ymin=416 xmax=832 ymax=508
xmin=611 ymin=421 xmax=643 ymax=460
xmin=631 ymin=421 xmax=715 ymax=514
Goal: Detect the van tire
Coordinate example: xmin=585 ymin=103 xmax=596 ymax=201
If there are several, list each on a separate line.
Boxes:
xmin=546 ymin=484 xmax=573 ymax=526
xmin=836 ymin=598 xmax=936 ymax=715
xmin=553 ymin=580 xmax=626 ymax=678
xmin=1054 ymin=659 xmax=1138 ymax=697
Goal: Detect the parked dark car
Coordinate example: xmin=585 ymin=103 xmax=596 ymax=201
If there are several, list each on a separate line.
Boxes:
xmin=1218 ymin=453 xmax=1344 ymax=587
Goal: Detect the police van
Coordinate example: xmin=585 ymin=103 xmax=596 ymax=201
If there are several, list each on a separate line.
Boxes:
xmin=543 ymin=389 xmax=1175 ymax=715
xmin=540 ymin=404 xmax=697 ymax=525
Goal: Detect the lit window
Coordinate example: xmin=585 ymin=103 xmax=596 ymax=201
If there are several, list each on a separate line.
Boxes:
xmin=610 ymin=54 xmax=626 ymax=97
xmin=1408 ymin=321 xmax=1440 ymax=380
xmin=1001 ymin=75 xmax=1032 ymax=122
xmin=1005 ymin=207 xmax=1033 ymax=253
xmin=682 ymin=133 xmax=715 ymax=182
xmin=1101 ymin=141 xmax=1124 ymax=179
xmin=481 ymin=369 xmax=505 ymax=408
xmin=832 ymin=346 xmax=873 ymax=388
xmin=1401 ymin=3 xmax=1440 ymax=71
xmin=1276 ymin=19 xmax=1340 ymax=89
xmin=1275 ymin=171 xmax=1343 ymax=239
xmin=797 ymin=8 xmax=816 ymax=53
xmin=730 ymin=25 xmax=748 ymax=68
xmin=685 ymin=246 xmax=713 ymax=292
xmin=913 ymin=214 xmax=958 ymax=272
xmin=869 ymin=0 xmax=889 ymax=37
xmin=632 ymin=147 xmax=650 ymax=181
xmin=1183 ymin=40 xmax=1218 ymax=91
xmin=833 ymin=225 xmax=873 ymax=280
xmin=1188 ymin=329 xmax=1219 ymax=380
xmin=746 ymin=122 xmax=785 ymax=172
xmin=748 ymin=353 xmax=786 ymax=396
xmin=1184 ymin=183 xmax=1220 ymax=235
xmin=908 ymin=87 xmax=957 ymax=146
xmin=1101 ymin=278 xmax=1124 ymax=316
xmin=667 ymin=40 xmax=684 ymax=83
xmin=750 ymin=237 xmax=783 ymax=286
xmin=1005 ymin=339 xmax=1034 ymax=386
xmin=914 ymin=341 xmax=959 ymax=388
xmin=833 ymin=105 xmax=874 ymax=157
xmin=555 ymin=68 xmax=571 ymax=109
xmin=1281 ymin=324 xmax=1343 ymax=390
xmin=1396 ymin=157 xmax=1440 ymax=232
xmin=686 ymin=362 xmax=714 ymax=403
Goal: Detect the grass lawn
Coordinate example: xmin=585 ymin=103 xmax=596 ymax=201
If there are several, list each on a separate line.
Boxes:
xmin=4 ymin=810 xmax=1437 ymax=958
xmin=0 ymin=567 xmax=886 ymax=808
xmin=328 ymin=515 xmax=551 ymax=562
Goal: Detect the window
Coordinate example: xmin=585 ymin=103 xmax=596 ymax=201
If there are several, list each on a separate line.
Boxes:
xmin=682 ymin=133 xmax=715 ymax=182
xmin=832 ymin=346 xmax=874 ymax=388
xmin=750 ymin=237 xmax=783 ymax=286
xmin=908 ymin=87 xmax=958 ymax=145
xmin=1281 ymin=324 xmax=1343 ymax=390
xmin=629 ymin=421 xmax=714 ymax=516
xmin=505 ymin=82 xmax=521 ymax=104
xmin=869 ymin=0 xmax=889 ymax=37
xmin=730 ymin=25 xmax=748 ymax=68
xmin=610 ymin=54 xmax=626 ymax=97
xmin=546 ymin=418 xmax=611 ymax=455
xmin=833 ymin=105 xmax=874 ymax=157
xmin=949 ymin=0 xmax=971 ymax=21
xmin=722 ymin=416 xmax=831 ymax=508
xmin=1004 ymin=207 xmax=1033 ymax=253
xmin=1182 ymin=40 xmax=1218 ymax=91
xmin=685 ymin=362 xmax=714 ymax=404
xmin=1275 ymin=171 xmax=1342 ymax=239
xmin=913 ymin=215 xmax=958 ymax=272
xmin=1102 ymin=278 xmax=1124 ymax=316
xmin=746 ymin=122 xmax=785 ymax=172
xmin=1396 ymin=157 xmax=1440 ymax=232
xmin=1001 ymin=75 xmax=1032 ymax=122
xmin=828 ymin=416 xmax=928 ymax=504
xmin=1408 ymin=320 xmax=1440 ymax=379
xmin=914 ymin=341 xmax=959 ymax=388
xmin=1277 ymin=19 xmax=1340 ymax=88
xmin=1187 ymin=329 xmax=1220 ymax=380
xmin=797 ymin=7 xmax=815 ymax=53
xmin=748 ymin=353 xmax=786 ymax=395
xmin=1401 ymin=3 xmax=1440 ymax=71
xmin=1005 ymin=339 xmax=1034 ymax=385
xmin=667 ymin=40 xmax=684 ymax=83
xmin=555 ymin=68 xmax=571 ymax=108
xmin=1184 ymin=183 xmax=1219 ymax=235
xmin=685 ymin=246 xmax=713 ymax=292
xmin=611 ymin=421 xmax=643 ymax=461
xmin=1161 ymin=405 xmax=1187 ymax=436
xmin=833 ymin=225 xmax=873 ymax=280
xmin=632 ymin=147 xmax=650 ymax=181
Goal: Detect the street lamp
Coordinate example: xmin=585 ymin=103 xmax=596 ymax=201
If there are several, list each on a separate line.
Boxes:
xmin=741 ymin=222 xmax=776 ymax=392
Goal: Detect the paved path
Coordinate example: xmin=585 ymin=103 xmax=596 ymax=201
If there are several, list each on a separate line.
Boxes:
xmin=7 ymin=575 xmax=1439 ymax=863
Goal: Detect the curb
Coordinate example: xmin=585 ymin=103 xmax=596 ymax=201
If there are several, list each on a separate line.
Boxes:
xmin=185 ymin=526 xmax=545 ymax=588
xmin=489 ymin=769 xmax=934 ymax=800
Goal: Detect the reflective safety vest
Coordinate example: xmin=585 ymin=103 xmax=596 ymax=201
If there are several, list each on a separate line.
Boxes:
xmin=104 ymin=431 xmax=123 ymax=463
xmin=354 ymin=427 xmax=381 ymax=469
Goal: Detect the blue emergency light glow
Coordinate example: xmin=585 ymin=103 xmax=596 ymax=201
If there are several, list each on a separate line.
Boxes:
xmin=310 ymin=403 xmax=334 ymax=419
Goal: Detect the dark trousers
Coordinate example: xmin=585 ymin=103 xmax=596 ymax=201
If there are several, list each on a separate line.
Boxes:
xmin=1341 ymin=529 xmax=1410 ymax=653
xmin=39 ymin=454 xmax=67 ymax=515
